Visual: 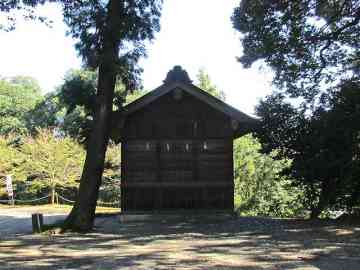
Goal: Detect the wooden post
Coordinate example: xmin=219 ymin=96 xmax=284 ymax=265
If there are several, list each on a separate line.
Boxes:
xmin=32 ymin=213 xmax=43 ymax=233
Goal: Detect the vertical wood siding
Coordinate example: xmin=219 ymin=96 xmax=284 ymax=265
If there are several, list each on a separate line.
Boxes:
xmin=121 ymin=90 xmax=235 ymax=211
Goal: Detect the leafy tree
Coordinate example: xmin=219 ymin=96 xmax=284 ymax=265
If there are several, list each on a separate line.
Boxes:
xmin=232 ymin=0 xmax=360 ymax=103
xmin=55 ymin=69 xmax=98 ymax=144
xmin=196 ymin=69 xmax=226 ymax=101
xmin=330 ymin=82 xmax=360 ymax=211
xmin=1 ymin=131 xmax=120 ymax=204
xmin=54 ymin=69 xmax=146 ymax=144
xmin=23 ymin=68 xmax=146 ymax=145
xmin=27 ymin=92 xmax=64 ymax=133
xmin=255 ymin=81 xmax=360 ymax=217
xmin=1 ymin=1 xmax=161 ymax=229
xmin=1 ymin=0 xmax=162 ymax=231
xmin=234 ymin=134 xmax=303 ymax=217
xmin=100 ymin=142 xmax=121 ymax=204
xmin=9 ymin=76 xmax=42 ymax=94
xmin=0 ymin=77 xmax=42 ymax=135
xmin=0 ymin=135 xmax=26 ymax=198
xmin=18 ymin=129 xmax=85 ymax=204
xmin=308 ymin=81 xmax=360 ymax=215
xmin=0 ymin=1 xmax=53 ymax=31
xmin=233 ymin=0 xmax=360 ymax=218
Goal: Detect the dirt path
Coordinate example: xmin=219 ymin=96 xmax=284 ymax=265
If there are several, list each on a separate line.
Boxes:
xmin=0 ymin=206 xmax=68 ymax=235
xmin=0 ymin=214 xmax=359 ymax=270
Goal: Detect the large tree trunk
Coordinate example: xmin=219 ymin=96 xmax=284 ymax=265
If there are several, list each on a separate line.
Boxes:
xmin=63 ymin=0 xmax=121 ymax=232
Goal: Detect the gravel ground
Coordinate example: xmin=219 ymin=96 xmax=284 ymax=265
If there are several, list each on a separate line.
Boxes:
xmin=0 ymin=207 xmax=67 ymax=235
xmin=0 ymin=208 xmax=359 ymax=270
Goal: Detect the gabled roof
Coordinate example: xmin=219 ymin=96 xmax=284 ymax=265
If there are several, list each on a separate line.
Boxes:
xmin=123 ymin=81 xmax=257 ymax=124
xmin=123 ymin=66 xmax=258 ymax=124
xmin=111 ymin=66 xmax=259 ymax=142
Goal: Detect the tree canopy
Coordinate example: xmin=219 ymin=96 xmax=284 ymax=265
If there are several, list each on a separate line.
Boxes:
xmin=19 ymin=129 xmax=85 ymax=204
xmin=233 ymin=0 xmax=360 ymax=217
xmin=0 ymin=76 xmax=42 ymax=135
xmin=0 ymin=135 xmax=26 ymax=182
xmin=1 ymin=0 xmax=163 ymax=231
xmin=30 ymin=68 xmax=146 ymax=144
xmin=232 ymin=0 xmax=360 ymax=103
xmin=234 ymin=134 xmax=303 ymax=217
xmin=255 ymin=81 xmax=360 ymax=217
xmin=196 ymin=69 xmax=226 ymax=101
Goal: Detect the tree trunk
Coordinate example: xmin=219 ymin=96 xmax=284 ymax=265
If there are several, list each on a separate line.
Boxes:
xmin=62 ymin=66 xmax=116 ymax=231
xmin=51 ymin=187 xmax=55 ymax=205
xmin=310 ymin=206 xmax=323 ymax=219
xmin=62 ymin=0 xmax=121 ymax=232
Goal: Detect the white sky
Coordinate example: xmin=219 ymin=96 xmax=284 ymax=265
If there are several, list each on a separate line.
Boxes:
xmin=0 ymin=1 xmax=273 ymax=115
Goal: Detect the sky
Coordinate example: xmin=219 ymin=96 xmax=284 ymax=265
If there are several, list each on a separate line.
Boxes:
xmin=0 ymin=0 xmax=273 ymax=115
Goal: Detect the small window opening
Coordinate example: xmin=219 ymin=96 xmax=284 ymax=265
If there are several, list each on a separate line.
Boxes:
xmin=166 ymin=143 xmax=170 ymax=151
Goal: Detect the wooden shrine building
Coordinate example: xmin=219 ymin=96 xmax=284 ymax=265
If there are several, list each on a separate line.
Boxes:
xmin=112 ymin=66 xmax=258 ymax=213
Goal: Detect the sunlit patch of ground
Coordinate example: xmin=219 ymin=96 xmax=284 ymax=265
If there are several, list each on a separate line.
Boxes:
xmin=0 ymin=215 xmax=359 ymax=270
xmin=0 ymin=204 xmax=120 ymax=214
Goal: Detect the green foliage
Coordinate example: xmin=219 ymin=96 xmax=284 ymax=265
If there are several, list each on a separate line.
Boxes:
xmin=0 ymin=130 xmax=122 ymax=203
xmin=0 ymin=77 xmax=42 ymax=135
xmin=0 ymin=135 xmax=26 ymax=197
xmin=58 ymin=69 xmax=145 ymax=112
xmin=196 ymin=69 xmax=226 ymax=101
xmin=9 ymin=76 xmax=42 ymax=94
xmin=234 ymin=134 xmax=303 ymax=217
xmin=2 ymin=1 xmax=163 ymax=229
xmin=55 ymin=69 xmax=97 ymax=144
xmin=18 ymin=129 xmax=85 ymax=201
xmin=54 ymin=69 xmax=146 ymax=143
xmin=232 ymin=0 xmax=360 ymax=103
xmin=233 ymin=0 xmax=360 ymax=218
xmin=25 ymin=69 xmax=147 ymax=144
xmin=309 ymin=81 xmax=360 ymax=213
xmin=60 ymin=0 xmax=162 ymax=90
xmin=27 ymin=92 xmax=64 ymax=133
xmin=58 ymin=69 xmax=98 ymax=115
xmin=101 ymin=142 xmax=121 ymax=203
xmin=255 ymin=81 xmax=360 ymax=217
xmin=0 ymin=1 xmax=54 ymax=31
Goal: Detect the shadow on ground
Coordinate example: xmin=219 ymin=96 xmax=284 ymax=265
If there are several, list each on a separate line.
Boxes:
xmin=0 ymin=216 xmax=359 ymax=270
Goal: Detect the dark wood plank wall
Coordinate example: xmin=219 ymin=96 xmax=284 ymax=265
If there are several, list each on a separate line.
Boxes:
xmin=121 ymin=89 xmax=234 ymax=211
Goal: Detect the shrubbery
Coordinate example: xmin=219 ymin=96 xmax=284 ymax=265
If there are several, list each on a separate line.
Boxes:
xmin=234 ymin=134 xmax=304 ymax=217
xmin=0 ymin=130 xmax=120 ymax=204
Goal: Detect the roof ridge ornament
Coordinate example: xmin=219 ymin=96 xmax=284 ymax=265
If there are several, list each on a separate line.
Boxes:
xmin=163 ymin=65 xmax=192 ymax=84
